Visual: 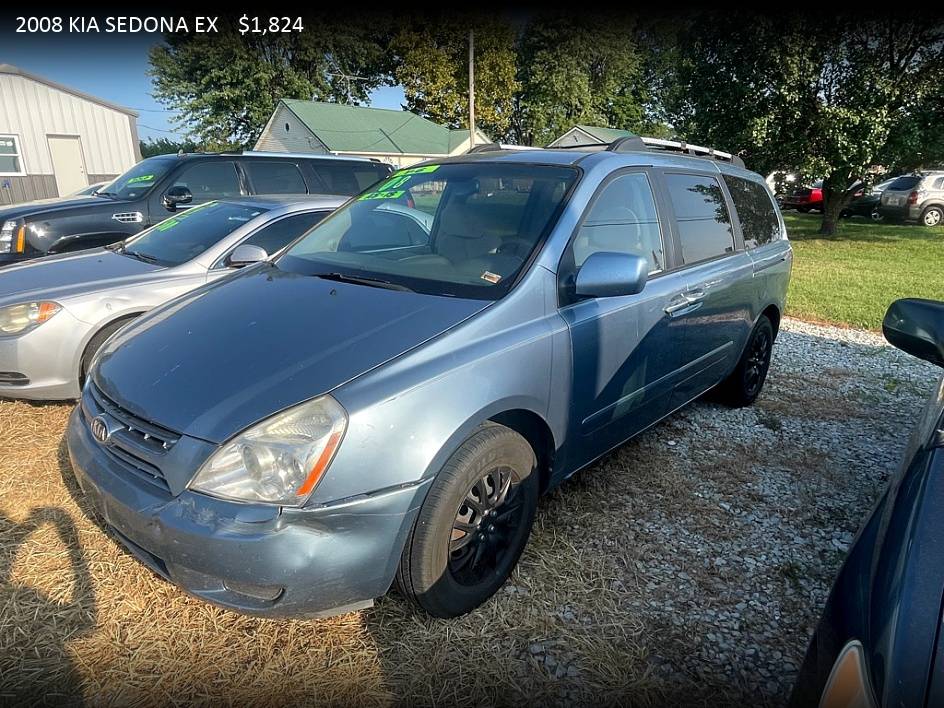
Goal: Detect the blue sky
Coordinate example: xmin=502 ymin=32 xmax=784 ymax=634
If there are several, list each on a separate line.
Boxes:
xmin=0 ymin=32 xmax=406 ymax=142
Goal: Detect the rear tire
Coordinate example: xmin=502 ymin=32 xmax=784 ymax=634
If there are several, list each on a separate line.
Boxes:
xmin=920 ymin=206 xmax=943 ymax=228
xmin=395 ymin=423 xmax=538 ymax=618
xmin=716 ymin=316 xmax=774 ymax=408
xmin=79 ymin=318 xmax=136 ymax=387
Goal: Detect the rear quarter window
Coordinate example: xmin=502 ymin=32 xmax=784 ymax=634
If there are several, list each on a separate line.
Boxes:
xmin=307 ymin=161 xmax=392 ymax=196
xmin=887 ymin=175 xmax=922 ymax=191
xmin=723 ymin=175 xmax=782 ymax=249
xmin=664 ymin=173 xmax=735 ymax=265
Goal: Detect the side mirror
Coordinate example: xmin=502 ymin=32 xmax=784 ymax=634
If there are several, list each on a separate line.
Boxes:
xmin=575 ymin=251 xmax=649 ymax=299
xmin=883 ymin=298 xmax=944 ymax=367
xmin=162 ymin=186 xmax=192 ymax=211
xmin=227 ymin=244 xmax=268 ymax=268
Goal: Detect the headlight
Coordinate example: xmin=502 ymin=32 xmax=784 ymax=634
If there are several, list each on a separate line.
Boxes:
xmin=189 ymin=396 xmax=347 ymax=506
xmin=0 ymin=220 xmax=17 ymax=254
xmin=0 ymin=301 xmax=62 ymax=335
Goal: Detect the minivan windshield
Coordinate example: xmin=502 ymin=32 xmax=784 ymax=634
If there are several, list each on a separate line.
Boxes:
xmin=277 ymin=163 xmax=578 ymax=299
xmin=114 ymin=201 xmax=268 ymax=267
xmin=98 ymin=156 xmax=177 ymax=200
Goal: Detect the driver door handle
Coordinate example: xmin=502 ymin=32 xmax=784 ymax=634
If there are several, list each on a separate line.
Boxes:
xmin=664 ymin=290 xmax=706 ymax=316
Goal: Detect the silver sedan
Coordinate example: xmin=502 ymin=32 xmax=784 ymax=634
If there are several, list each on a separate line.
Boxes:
xmin=0 ymin=194 xmax=345 ymax=400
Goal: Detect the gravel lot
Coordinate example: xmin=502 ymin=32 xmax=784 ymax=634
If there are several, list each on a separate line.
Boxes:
xmin=0 ymin=317 xmax=937 ymax=706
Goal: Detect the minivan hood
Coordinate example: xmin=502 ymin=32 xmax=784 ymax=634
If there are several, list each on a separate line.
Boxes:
xmin=93 ymin=264 xmax=488 ymax=442
xmin=0 ymin=248 xmax=161 ymax=305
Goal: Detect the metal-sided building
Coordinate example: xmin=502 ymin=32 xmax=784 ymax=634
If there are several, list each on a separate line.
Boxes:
xmin=0 ymin=64 xmax=141 ymax=206
xmin=255 ymin=99 xmax=489 ymax=168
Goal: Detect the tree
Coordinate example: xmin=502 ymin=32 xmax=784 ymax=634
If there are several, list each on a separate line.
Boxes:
xmin=662 ymin=14 xmax=944 ymax=235
xmin=149 ymin=16 xmax=390 ymax=149
xmin=513 ymin=15 xmax=650 ymax=146
xmin=390 ymin=17 xmax=518 ymax=141
xmin=139 ymin=137 xmax=201 ymax=158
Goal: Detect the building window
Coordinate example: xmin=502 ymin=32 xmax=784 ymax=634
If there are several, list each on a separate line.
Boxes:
xmin=0 ymin=135 xmax=24 ymax=176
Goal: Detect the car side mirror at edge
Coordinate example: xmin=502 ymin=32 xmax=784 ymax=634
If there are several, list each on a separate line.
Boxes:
xmin=227 ymin=244 xmax=269 ymax=268
xmin=575 ymin=251 xmax=649 ymax=299
xmin=162 ymin=186 xmax=192 ymax=211
xmin=883 ymin=298 xmax=944 ymax=368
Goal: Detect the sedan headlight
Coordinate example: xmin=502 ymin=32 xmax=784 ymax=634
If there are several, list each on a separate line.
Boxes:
xmin=189 ymin=396 xmax=347 ymax=506
xmin=0 ymin=301 xmax=62 ymax=335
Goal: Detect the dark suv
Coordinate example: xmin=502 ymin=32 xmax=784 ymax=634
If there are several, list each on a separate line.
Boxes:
xmin=0 ymin=152 xmax=391 ymax=265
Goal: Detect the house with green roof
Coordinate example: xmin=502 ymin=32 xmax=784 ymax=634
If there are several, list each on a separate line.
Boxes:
xmin=546 ymin=125 xmax=636 ymax=149
xmin=255 ymin=99 xmax=490 ymax=168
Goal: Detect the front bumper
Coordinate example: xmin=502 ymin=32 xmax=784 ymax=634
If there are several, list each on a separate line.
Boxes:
xmin=0 ymin=307 xmax=87 ymax=400
xmin=66 ymin=406 xmax=429 ymax=617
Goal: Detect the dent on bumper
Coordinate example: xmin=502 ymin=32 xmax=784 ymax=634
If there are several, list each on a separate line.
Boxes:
xmin=66 ymin=408 xmax=430 ymax=618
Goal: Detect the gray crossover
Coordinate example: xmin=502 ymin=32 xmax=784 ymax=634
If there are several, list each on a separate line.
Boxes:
xmin=66 ymin=138 xmax=792 ymax=619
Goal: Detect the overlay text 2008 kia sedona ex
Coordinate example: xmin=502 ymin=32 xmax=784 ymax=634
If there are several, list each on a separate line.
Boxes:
xmin=67 ymin=137 xmax=792 ymax=619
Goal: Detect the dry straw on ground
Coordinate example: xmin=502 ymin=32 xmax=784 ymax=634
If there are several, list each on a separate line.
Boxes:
xmin=0 ymin=319 xmax=934 ymax=706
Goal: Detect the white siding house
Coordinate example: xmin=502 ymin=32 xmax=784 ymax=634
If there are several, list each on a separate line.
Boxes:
xmin=0 ymin=64 xmax=140 ymax=205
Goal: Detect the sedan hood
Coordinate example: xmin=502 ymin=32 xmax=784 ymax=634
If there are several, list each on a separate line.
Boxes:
xmin=94 ymin=264 xmax=488 ymax=442
xmin=0 ymin=249 xmax=161 ymax=306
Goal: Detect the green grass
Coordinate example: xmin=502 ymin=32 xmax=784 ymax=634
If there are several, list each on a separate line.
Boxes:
xmin=785 ymin=212 xmax=944 ymax=330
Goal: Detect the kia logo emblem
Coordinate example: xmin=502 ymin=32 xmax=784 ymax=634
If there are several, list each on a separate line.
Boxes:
xmin=90 ymin=416 xmax=110 ymax=444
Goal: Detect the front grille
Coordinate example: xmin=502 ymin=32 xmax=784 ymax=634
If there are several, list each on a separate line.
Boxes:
xmin=89 ymin=384 xmax=180 ymax=450
xmin=84 ymin=383 xmax=180 ymax=494
xmin=0 ymin=372 xmax=29 ymax=386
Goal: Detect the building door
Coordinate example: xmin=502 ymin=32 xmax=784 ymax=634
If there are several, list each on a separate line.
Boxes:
xmin=47 ymin=136 xmax=87 ymax=196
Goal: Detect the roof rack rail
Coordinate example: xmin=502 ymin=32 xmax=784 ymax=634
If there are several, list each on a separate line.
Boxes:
xmin=556 ymin=135 xmax=745 ymax=168
xmin=466 ymin=143 xmax=536 ymax=153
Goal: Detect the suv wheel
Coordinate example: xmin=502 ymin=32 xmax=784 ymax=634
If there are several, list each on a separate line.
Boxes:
xmin=395 ymin=423 xmax=538 ymax=618
xmin=920 ymin=205 xmax=943 ymax=228
xmin=717 ymin=315 xmax=774 ymax=408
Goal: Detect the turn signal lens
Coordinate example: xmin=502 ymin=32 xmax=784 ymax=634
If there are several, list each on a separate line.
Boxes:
xmin=15 ymin=225 xmax=26 ymax=253
xmin=820 ymin=640 xmax=877 ymax=708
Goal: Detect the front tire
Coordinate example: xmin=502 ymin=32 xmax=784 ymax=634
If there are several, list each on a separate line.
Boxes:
xmin=717 ymin=315 xmax=774 ymax=408
xmin=395 ymin=423 xmax=538 ymax=618
xmin=79 ymin=317 xmax=136 ymax=387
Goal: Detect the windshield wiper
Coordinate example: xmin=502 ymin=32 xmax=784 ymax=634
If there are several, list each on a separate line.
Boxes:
xmin=93 ymin=191 xmax=118 ymax=198
xmin=122 ymin=250 xmax=163 ymax=265
xmin=312 ymin=272 xmax=413 ymax=292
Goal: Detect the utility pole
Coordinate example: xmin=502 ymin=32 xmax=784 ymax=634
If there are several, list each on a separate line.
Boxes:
xmin=468 ymin=29 xmax=476 ymax=149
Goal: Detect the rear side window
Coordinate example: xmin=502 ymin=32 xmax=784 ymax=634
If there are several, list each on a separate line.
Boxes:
xmin=307 ymin=161 xmax=392 ymax=195
xmin=172 ymin=161 xmax=242 ymax=202
xmin=887 ymin=175 xmax=921 ymax=191
xmin=665 ymin=173 xmax=735 ymax=265
xmin=244 ymin=161 xmax=308 ymax=195
xmin=241 ymin=211 xmax=329 ymax=257
xmin=571 ymin=172 xmax=664 ymax=273
xmin=933 ymin=177 xmax=944 ymax=190
xmin=723 ymin=175 xmax=781 ymax=248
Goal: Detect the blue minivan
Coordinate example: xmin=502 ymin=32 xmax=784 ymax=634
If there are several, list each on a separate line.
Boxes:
xmin=66 ymin=137 xmax=792 ymax=619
